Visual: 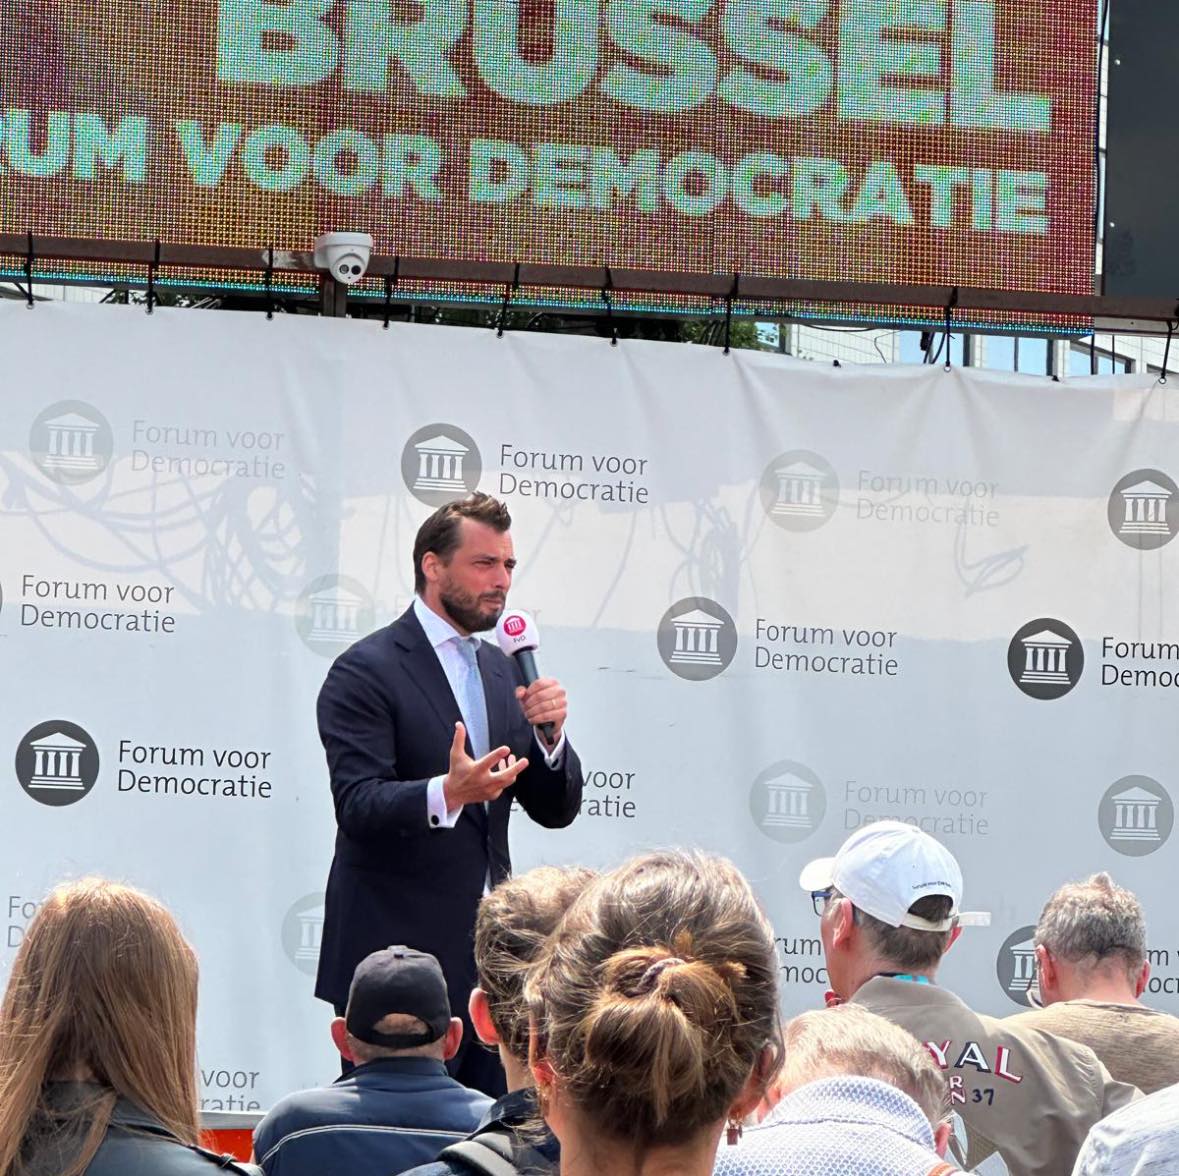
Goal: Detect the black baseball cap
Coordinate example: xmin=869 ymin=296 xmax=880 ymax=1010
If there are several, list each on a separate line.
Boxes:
xmin=345 ymin=946 xmax=452 ymax=1049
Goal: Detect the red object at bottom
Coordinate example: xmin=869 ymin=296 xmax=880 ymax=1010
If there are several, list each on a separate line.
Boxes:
xmin=200 ymin=1128 xmax=254 ymax=1162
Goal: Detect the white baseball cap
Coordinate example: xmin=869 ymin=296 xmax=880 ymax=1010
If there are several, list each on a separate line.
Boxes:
xmin=799 ymin=820 xmax=964 ymax=931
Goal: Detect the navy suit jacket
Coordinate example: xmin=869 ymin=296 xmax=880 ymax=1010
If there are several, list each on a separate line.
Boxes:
xmin=314 ymin=606 xmax=583 ymax=1016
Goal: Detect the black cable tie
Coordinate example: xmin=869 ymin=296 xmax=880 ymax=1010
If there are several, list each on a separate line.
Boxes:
xmin=723 ymin=272 xmax=739 ymax=355
xmin=146 ymin=238 xmax=160 ymax=315
xmin=601 ymin=266 xmax=617 ymax=346
xmin=1161 ymin=319 xmax=1175 ymax=385
xmin=265 ymin=245 xmax=275 ymax=321
xmin=383 ymin=256 xmax=400 ymax=330
xmin=943 ymin=286 xmax=958 ymax=372
xmin=496 ymin=263 xmax=520 ymax=338
xmin=24 ymin=231 xmax=34 ymax=309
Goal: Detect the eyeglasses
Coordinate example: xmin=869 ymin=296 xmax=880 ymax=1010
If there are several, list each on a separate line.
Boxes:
xmin=810 ymin=888 xmax=835 ymax=917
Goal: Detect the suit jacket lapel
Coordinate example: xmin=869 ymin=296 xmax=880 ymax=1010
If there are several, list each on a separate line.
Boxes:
xmin=391 ymin=607 xmax=468 ymax=752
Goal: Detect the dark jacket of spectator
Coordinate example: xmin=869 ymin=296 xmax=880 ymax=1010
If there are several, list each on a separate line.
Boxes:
xmin=252 ymin=1057 xmax=490 ymax=1176
xmin=401 ymin=1087 xmax=558 ymax=1176
xmin=26 ymin=1090 xmax=260 ymax=1176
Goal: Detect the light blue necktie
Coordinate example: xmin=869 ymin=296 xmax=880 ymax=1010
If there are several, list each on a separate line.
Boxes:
xmin=453 ymin=636 xmax=490 ymax=760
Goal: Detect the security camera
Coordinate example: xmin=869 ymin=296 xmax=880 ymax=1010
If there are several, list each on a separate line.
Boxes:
xmin=313 ymin=232 xmax=373 ymax=286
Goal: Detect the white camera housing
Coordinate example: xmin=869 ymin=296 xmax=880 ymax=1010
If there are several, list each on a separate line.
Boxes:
xmin=313 ymin=232 xmax=374 ymax=286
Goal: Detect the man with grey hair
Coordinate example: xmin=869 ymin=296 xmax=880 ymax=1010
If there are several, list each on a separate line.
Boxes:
xmin=714 ymin=1004 xmax=957 ymax=1175
xmin=1006 ymin=872 xmax=1179 ymax=1095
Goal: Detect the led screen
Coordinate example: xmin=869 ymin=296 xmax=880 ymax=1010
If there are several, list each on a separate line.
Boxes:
xmin=1 ymin=1 xmax=1096 ymax=295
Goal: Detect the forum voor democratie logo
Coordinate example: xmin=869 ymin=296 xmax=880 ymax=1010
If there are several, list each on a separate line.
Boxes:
xmin=282 ymin=893 xmax=326 ymax=976
xmin=1006 ymin=618 xmax=1084 ymax=700
xmin=1107 ymin=469 xmax=1179 ymax=550
xmin=759 ymin=449 xmax=840 ymax=532
xmin=400 ymin=422 xmax=483 ymax=507
xmin=29 ymin=400 xmax=114 ymax=485
xmin=1098 ymin=774 xmax=1174 ymax=857
xmin=15 ymin=720 xmax=100 ymax=807
xmin=295 ymin=575 xmax=376 ymax=656
xmin=750 ymin=760 xmax=826 ymax=844
xmin=657 ymin=597 xmax=738 ymax=681
xmin=996 ymin=925 xmax=1040 ymax=1008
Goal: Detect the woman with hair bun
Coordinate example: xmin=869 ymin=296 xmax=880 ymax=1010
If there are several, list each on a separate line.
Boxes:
xmin=524 ymin=850 xmax=782 ymax=1175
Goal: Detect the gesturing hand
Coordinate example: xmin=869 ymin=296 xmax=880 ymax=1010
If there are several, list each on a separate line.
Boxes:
xmin=442 ymin=722 xmax=529 ymax=811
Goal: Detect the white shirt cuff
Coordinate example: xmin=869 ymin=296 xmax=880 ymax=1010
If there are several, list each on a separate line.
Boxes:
xmin=536 ymin=729 xmax=566 ymax=768
xmin=426 ymin=775 xmax=463 ymax=828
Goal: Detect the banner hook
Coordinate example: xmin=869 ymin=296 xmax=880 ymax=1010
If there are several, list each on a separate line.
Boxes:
xmin=24 ymin=231 xmax=34 ymax=309
xmin=723 ymin=272 xmax=740 ymax=355
xmin=943 ymin=286 xmax=958 ymax=372
xmin=496 ymin=263 xmax=520 ymax=338
xmin=146 ymin=238 xmax=161 ymax=314
xmin=265 ymin=245 xmax=275 ymax=320
xmin=601 ymin=266 xmax=618 ymax=346
xmin=383 ymin=256 xmax=400 ymax=330
xmin=1161 ymin=318 xmax=1175 ymax=385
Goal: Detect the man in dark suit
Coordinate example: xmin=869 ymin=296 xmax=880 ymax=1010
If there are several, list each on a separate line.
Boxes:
xmin=315 ymin=493 xmax=583 ymax=1096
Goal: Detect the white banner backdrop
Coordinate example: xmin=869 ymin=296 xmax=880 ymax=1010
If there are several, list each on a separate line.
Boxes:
xmin=1 ymin=301 xmax=1178 ymax=1112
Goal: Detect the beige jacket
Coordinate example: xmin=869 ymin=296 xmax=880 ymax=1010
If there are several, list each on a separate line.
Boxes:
xmin=853 ymin=977 xmax=1139 ymax=1176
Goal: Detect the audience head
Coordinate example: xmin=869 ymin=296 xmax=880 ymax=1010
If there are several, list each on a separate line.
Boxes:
xmin=800 ymin=821 xmax=962 ymax=999
xmin=470 ymin=865 xmax=597 ymax=1075
xmin=0 ymin=878 xmax=199 ymax=1176
xmin=525 ymin=849 xmax=782 ymax=1161
xmin=332 ymin=946 xmax=463 ymax=1065
xmin=1034 ymin=872 xmax=1149 ymax=1004
xmin=779 ymin=1005 xmax=951 ymax=1150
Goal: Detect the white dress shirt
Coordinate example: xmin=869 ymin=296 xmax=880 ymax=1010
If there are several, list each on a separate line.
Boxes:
xmin=415 ymin=596 xmax=565 ymax=829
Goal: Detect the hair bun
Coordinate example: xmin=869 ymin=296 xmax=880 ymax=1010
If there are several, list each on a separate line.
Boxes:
xmin=602 ymin=947 xmax=746 ymax=1018
xmin=637 ymin=957 xmax=685 ymax=993
xmin=525 ymin=850 xmax=782 ymax=1148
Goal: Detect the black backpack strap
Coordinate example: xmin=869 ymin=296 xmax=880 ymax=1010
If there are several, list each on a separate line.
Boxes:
xmin=184 ymin=1142 xmax=264 ymax=1174
xmin=439 ymin=1133 xmax=519 ymax=1176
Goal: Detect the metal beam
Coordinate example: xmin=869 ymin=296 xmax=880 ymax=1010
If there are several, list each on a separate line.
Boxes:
xmin=3 ymin=232 xmax=1178 ymax=323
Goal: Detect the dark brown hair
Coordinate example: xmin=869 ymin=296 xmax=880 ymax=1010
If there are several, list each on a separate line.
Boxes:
xmin=475 ymin=866 xmax=597 ymax=1061
xmin=0 ymin=878 xmax=199 ymax=1176
xmin=526 ymin=850 xmax=782 ymax=1149
xmin=413 ymin=492 xmax=512 ymax=592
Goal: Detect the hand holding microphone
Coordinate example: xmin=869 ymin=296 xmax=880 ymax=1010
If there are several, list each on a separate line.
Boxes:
xmin=495 ymin=610 xmax=567 ymax=748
